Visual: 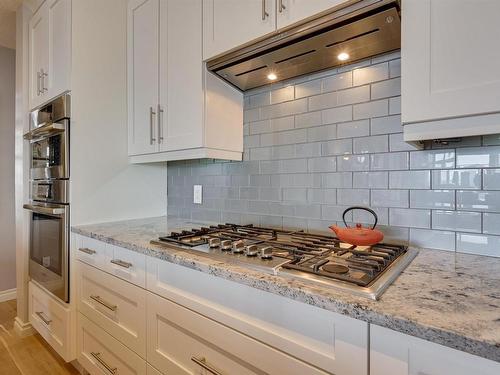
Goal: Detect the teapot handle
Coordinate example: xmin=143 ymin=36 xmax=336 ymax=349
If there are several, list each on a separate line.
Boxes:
xmin=342 ymin=206 xmax=378 ymax=230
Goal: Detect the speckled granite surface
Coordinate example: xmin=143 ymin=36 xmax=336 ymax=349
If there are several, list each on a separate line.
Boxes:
xmin=72 ymin=216 xmax=500 ymax=363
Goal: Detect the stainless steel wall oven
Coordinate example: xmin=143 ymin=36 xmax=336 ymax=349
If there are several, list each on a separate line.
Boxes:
xmin=24 ymin=94 xmax=71 ymax=303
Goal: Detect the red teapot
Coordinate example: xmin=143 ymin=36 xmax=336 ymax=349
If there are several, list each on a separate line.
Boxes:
xmin=329 ymin=206 xmax=384 ymax=246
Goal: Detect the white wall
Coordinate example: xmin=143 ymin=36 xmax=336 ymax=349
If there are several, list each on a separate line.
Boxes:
xmin=0 ymin=45 xmax=16 ymax=293
xmin=71 ymin=0 xmax=167 ymax=225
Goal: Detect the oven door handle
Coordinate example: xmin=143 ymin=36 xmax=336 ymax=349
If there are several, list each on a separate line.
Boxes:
xmin=23 ymin=203 xmax=65 ymax=215
xmin=23 ymin=122 xmax=65 ymax=141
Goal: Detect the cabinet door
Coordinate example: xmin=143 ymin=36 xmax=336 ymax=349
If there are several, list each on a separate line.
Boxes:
xmin=370 ymin=325 xmax=500 ymax=375
xmin=402 ymin=0 xmax=500 ymax=124
xmin=127 ymin=0 xmax=160 ymax=156
xmin=45 ymin=0 xmax=71 ymax=101
xmin=203 ymin=0 xmax=276 ymax=60
xmin=276 ymin=0 xmax=344 ymax=29
xmin=29 ymin=2 xmax=49 ymax=110
xmin=159 ymin=0 xmax=203 ymax=152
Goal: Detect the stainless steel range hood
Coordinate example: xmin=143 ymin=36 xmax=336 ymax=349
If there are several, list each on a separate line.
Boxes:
xmin=207 ymin=0 xmax=400 ymax=91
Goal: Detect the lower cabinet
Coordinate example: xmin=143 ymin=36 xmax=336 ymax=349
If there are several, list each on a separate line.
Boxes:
xmin=28 ymin=281 xmax=74 ymax=362
xmin=77 ymin=313 xmax=147 ymax=375
xmin=370 ymin=324 xmax=500 ymax=375
xmin=146 ymin=291 xmax=329 ymax=375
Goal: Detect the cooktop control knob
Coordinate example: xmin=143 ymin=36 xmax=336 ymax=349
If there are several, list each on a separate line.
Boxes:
xmin=220 ymin=240 xmax=232 ymax=251
xmin=245 ymin=245 xmax=258 ymax=257
xmin=208 ymin=238 xmax=221 ymax=248
xmin=232 ymin=240 xmax=245 ymax=254
xmin=260 ymin=246 xmax=273 ymax=259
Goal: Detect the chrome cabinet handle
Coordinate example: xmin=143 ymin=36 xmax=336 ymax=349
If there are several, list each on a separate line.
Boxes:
xmin=158 ymin=105 xmax=164 ymax=144
xmin=37 ymin=71 xmax=41 ymax=95
xmin=91 ymin=352 xmax=117 ymax=375
xmin=191 ymin=357 xmax=222 ymax=375
xmin=78 ymin=247 xmax=96 ymax=255
xmin=150 ymin=106 xmax=157 ymax=145
xmin=35 ymin=311 xmax=52 ymax=325
xmin=90 ymin=295 xmax=117 ymax=312
xmin=261 ymin=0 xmax=269 ymax=20
xmin=279 ymin=0 xmax=286 ymax=13
xmin=41 ymin=68 xmax=48 ymax=92
xmin=110 ymin=259 xmax=132 ymax=269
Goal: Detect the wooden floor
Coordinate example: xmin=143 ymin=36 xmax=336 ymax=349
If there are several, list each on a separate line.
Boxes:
xmin=0 ymin=300 xmax=80 ymax=375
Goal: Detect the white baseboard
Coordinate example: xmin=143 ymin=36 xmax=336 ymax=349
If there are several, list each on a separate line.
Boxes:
xmin=0 ymin=288 xmax=16 ymax=303
xmin=13 ymin=316 xmax=34 ymax=337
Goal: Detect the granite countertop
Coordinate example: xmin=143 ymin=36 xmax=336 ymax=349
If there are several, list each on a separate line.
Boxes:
xmin=72 ymin=216 xmax=500 ymax=363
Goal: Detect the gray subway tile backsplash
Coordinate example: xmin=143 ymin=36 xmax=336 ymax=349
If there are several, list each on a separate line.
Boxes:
xmin=167 ymin=53 xmax=500 ymax=256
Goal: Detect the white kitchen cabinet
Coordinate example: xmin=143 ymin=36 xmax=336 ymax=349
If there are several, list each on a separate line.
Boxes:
xmin=76 ymin=261 xmax=147 ymax=358
xmin=402 ymin=0 xmax=500 ymax=141
xmin=128 ymin=0 xmax=159 ymax=156
xmin=146 ymin=291 xmax=329 ymax=375
xmin=202 ymin=0 xmax=276 ymax=60
xmin=77 ymin=313 xmax=147 ymax=375
xmin=128 ymin=0 xmax=243 ymax=162
xmin=28 ymin=281 xmax=75 ymax=362
xmin=29 ymin=0 xmax=71 ymax=110
xmin=370 ymin=324 xmax=500 ymax=375
xmin=276 ymin=0 xmax=344 ymax=29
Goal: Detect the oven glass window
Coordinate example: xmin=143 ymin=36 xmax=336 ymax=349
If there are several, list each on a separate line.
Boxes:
xmin=31 ymin=134 xmax=62 ymax=169
xmin=30 ymin=212 xmax=62 ymax=276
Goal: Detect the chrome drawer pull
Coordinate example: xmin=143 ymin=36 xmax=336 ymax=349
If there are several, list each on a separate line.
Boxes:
xmin=35 ymin=311 xmax=52 ymax=325
xmin=110 ymin=259 xmax=132 ymax=269
xmin=90 ymin=295 xmax=117 ymax=312
xmin=91 ymin=352 xmax=117 ymax=375
xmin=78 ymin=247 xmax=96 ymax=255
xmin=191 ymin=356 xmax=223 ymax=375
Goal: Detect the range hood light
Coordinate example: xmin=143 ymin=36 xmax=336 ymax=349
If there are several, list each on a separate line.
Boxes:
xmin=267 ymin=73 xmax=277 ymax=81
xmin=337 ymin=52 xmax=350 ymax=61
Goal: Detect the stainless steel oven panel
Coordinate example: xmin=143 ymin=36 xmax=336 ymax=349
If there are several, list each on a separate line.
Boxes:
xmin=29 ymin=119 xmax=69 ymax=180
xmin=24 ymin=202 xmax=69 ymax=303
xmin=30 ymin=93 xmax=70 ymax=130
xmin=30 ymin=180 xmax=69 ymax=204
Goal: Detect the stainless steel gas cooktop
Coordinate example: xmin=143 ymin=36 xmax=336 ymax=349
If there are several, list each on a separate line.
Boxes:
xmin=151 ymin=224 xmax=417 ymax=300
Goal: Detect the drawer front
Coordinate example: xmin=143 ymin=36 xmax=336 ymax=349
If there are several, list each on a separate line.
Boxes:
xmin=147 ymin=257 xmax=368 ymax=375
xmin=78 ymin=313 xmax=147 ymax=375
xmin=147 ymin=292 xmax=328 ymax=375
xmin=77 ymin=261 xmax=147 ymax=357
xmin=107 ymin=243 xmax=146 ymax=288
xmin=74 ymin=235 xmax=111 ymax=271
xmin=28 ymin=281 xmax=73 ymax=361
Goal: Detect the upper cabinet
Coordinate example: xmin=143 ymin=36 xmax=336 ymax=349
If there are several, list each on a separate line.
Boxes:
xmin=203 ymin=0 xmax=344 ymax=60
xmin=276 ymin=0 xmax=345 ymax=29
xmin=29 ymin=0 xmax=71 ymax=110
xmin=402 ymin=0 xmax=500 ymax=141
xmin=127 ymin=0 xmax=243 ymax=163
xmin=203 ymin=0 xmax=276 ymax=60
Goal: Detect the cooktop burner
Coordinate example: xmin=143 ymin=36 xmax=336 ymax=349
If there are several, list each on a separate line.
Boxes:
xmin=151 ymin=223 xmax=417 ymax=300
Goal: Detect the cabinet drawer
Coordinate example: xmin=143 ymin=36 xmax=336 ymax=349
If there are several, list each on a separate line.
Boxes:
xmin=78 ymin=313 xmax=147 ymax=375
xmin=77 ymin=261 xmax=147 ymax=357
xmin=107 ymin=243 xmax=146 ymax=288
xmin=147 ymin=291 xmax=328 ymax=375
xmin=147 ymin=257 xmax=367 ymax=375
xmin=28 ymin=281 xmax=73 ymax=362
xmin=74 ymin=235 xmax=111 ymax=270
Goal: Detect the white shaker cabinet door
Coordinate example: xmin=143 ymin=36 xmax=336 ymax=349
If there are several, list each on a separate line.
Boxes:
xmin=203 ymin=0 xmax=276 ymax=60
xmin=402 ymin=0 xmax=500 ymax=125
xmin=128 ymin=0 xmax=160 ymax=156
xmin=276 ymin=0 xmax=345 ymax=29
xmin=160 ymin=0 xmax=204 ymax=152
xmin=29 ymin=2 xmax=49 ymax=110
xmin=371 ymin=324 xmax=500 ymax=375
xmin=45 ymin=0 xmax=71 ymax=101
